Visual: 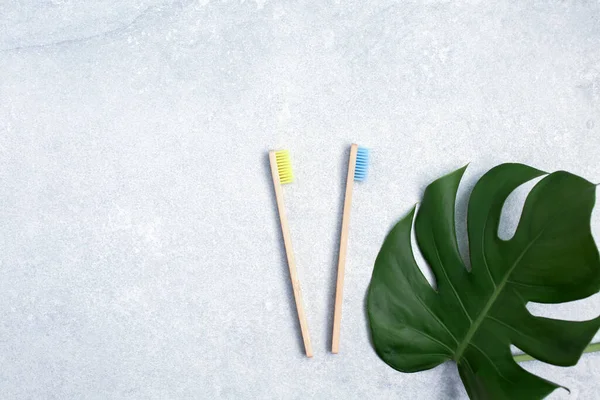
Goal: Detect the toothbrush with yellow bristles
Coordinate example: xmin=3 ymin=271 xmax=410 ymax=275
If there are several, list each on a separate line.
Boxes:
xmin=269 ymin=149 xmax=313 ymax=358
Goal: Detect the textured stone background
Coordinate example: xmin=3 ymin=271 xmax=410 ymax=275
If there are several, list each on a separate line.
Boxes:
xmin=1 ymin=1 xmax=599 ymax=398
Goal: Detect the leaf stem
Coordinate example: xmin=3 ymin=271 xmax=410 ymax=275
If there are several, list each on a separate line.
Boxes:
xmin=514 ymin=342 xmax=600 ymax=363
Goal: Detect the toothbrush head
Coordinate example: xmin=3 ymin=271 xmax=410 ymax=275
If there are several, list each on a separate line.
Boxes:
xmin=354 ymin=146 xmax=369 ymax=182
xmin=275 ymin=150 xmax=294 ymax=184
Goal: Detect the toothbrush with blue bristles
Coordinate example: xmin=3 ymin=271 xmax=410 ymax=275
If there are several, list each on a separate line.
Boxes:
xmin=332 ymin=143 xmax=369 ymax=353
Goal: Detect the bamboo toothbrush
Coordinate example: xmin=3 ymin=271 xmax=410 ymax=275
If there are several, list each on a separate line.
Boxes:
xmin=332 ymin=144 xmax=369 ymax=354
xmin=269 ymin=149 xmax=313 ymax=358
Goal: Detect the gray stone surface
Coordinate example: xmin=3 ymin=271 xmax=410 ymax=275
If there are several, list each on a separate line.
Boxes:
xmin=1 ymin=1 xmax=599 ymax=398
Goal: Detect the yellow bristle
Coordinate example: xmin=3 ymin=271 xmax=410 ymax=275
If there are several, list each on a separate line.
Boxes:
xmin=275 ymin=150 xmax=294 ymax=184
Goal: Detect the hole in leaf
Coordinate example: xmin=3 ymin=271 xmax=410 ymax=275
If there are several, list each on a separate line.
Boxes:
xmin=498 ymin=176 xmax=544 ymax=240
xmin=455 ymin=167 xmax=478 ymax=271
xmin=592 ymin=186 xmax=600 ymax=251
xmin=411 ymin=204 xmax=437 ymax=290
xmin=510 ymin=344 xmax=521 ymax=356
xmin=526 ymin=292 xmax=600 ymax=323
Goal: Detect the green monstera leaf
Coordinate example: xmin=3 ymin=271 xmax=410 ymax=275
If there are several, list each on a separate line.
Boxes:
xmin=367 ymin=163 xmax=600 ymax=399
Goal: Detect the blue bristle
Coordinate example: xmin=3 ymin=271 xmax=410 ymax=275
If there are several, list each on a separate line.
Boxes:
xmin=354 ymin=146 xmax=369 ymax=181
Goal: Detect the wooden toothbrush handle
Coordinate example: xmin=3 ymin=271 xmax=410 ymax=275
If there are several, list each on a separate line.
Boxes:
xmin=332 ymin=144 xmax=358 ymax=354
xmin=269 ymin=151 xmax=313 ymax=358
